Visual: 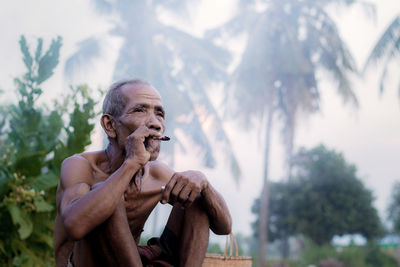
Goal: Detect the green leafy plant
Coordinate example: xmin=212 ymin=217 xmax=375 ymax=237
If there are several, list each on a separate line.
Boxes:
xmin=0 ymin=36 xmax=99 ymax=266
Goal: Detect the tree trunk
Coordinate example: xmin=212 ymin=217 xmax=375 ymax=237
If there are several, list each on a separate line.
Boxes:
xmin=284 ymin=119 xmax=295 ymax=181
xmin=258 ymin=107 xmax=274 ymax=267
xmin=281 ymin=116 xmax=295 ymax=259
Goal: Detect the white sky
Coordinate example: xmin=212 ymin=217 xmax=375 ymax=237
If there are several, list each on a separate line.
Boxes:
xmin=0 ymin=0 xmax=399 ymax=242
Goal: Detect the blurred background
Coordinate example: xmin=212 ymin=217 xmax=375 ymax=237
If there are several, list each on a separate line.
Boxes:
xmin=0 ymin=0 xmax=400 ymax=266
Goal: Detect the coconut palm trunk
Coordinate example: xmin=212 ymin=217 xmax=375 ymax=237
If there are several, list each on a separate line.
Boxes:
xmin=281 ymin=114 xmax=295 ymax=259
xmin=258 ymin=105 xmax=274 ymax=266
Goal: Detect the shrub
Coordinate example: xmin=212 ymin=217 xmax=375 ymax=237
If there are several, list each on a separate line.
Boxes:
xmin=0 ymin=36 xmax=99 ymax=266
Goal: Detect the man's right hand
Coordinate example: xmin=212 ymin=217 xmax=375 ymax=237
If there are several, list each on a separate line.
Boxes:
xmin=124 ymin=125 xmax=161 ymax=167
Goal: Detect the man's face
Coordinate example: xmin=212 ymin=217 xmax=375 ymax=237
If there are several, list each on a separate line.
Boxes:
xmin=115 ymin=83 xmax=166 ymax=160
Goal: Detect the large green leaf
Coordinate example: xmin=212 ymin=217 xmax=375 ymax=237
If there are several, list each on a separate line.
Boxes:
xmin=37 ymin=36 xmax=62 ymax=84
xmin=34 ymin=196 xmax=54 ymax=212
xmin=7 ymin=205 xmax=33 ymax=240
xmin=15 ymin=151 xmax=46 ymax=177
xmin=32 ymin=230 xmax=54 ymax=249
xmin=0 ymin=242 xmax=5 ymax=258
xmin=35 ymin=38 xmax=43 ymax=62
xmin=19 ymin=36 xmax=33 ymax=72
xmin=0 ymin=172 xmax=9 ymax=195
xmin=31 ymin=172 xmax=59 ymax=191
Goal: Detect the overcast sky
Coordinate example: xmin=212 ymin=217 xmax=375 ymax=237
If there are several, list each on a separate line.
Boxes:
xmin=0 ymin=0 xmax=399 ymax=241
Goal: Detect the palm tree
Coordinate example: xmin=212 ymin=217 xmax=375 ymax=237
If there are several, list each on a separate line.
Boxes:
xmin=210 ymin=0 xmax=361 ymax=264
xmin=65 ymin=0 xmax=240 ymax=179
xmin=65 ymin=0 xmax=242 ymax=236
xmin=364 ymin=15 xmax=400 ymax=96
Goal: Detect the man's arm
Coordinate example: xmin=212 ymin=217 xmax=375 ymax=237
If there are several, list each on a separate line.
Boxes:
xmin=59 ymin=156 xmax=141 ymax=240
xmin=200 ymin=182 xmax=232 ymax=235
xmin=156 ymin=165 xmax=232 ymax=235
xmin=60 ymin=126 xmax=161 ymax=240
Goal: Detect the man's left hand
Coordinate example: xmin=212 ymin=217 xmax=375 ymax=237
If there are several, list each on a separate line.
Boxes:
xmin=160 ymin=171 xmax=208 ymax=208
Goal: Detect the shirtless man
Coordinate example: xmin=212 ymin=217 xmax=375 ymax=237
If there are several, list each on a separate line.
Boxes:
xmin=54 ymin=79 xmax=232 ymax=267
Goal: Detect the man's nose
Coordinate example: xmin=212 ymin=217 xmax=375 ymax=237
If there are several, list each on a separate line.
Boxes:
xmin=146 ymin=113 xmax=162 ymax=131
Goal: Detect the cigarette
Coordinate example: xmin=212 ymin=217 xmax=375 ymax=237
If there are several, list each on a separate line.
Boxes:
xmin=154 ymin=136 xmax=170 ymax=141
xmin=161 ymin=185 xmax=165 ymax=190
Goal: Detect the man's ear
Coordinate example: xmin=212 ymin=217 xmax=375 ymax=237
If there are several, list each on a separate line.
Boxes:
xmin=101 ymin=114 xmax=117 ymax=139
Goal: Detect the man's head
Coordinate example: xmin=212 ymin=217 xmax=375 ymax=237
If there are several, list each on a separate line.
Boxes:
xmin=101 ymin=79 xmax=166 ymax=160
xmin=102 ymin=79 xmax=151 ymax=119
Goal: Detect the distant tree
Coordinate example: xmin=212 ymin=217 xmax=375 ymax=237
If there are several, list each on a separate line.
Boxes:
xmin=387 ymin=181 xmax=400 ymax=234
xmin=0 ymin=36 xmax=98 ymax=265
xmin=364 ymin=15 xmax=400 ymax=97
xmin=384 ymin=181 xmax=400 ymax=267
xmin=252 ymin=145 xmax=383 ymax=246
xmin=209 ymin=0 xmax=369 ymax=263
xmin=252 ymin=181 xmax=298 ymax=243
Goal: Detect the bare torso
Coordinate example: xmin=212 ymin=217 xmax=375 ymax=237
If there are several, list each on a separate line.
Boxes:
xmin=54 ymin=150 xmax=170 ymax=266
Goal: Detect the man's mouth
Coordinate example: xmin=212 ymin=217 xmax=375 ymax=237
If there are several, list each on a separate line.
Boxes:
xmin=144 ymin=137 xmax=154 ymax=149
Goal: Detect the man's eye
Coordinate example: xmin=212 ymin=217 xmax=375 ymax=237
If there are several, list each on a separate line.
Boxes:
xmin=134 ymin=108 xmax=144 ymax=112
xmin=157 ymin=112 xmax=165 ymax=118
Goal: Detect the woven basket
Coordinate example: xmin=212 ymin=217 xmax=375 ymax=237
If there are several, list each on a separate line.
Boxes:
xmin=202 ymin=233 xmax=252 ymax=267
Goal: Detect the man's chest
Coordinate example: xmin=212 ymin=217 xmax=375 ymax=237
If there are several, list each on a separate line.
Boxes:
xmin=123 ymin=180 xmax=165 ymax=234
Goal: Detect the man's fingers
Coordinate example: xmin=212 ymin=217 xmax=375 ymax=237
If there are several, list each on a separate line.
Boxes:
xmin=171 ymin=181 xmax=185 ymax=203
xmin=161 ymin=173 xmax=178 ymax=204
xmin=184 ymin=190 xmax=199 ymax=208
xmin=178 ymin=185 xmax=191 ymax=203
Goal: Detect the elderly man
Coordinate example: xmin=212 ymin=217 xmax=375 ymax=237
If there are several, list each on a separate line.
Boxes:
xmin=54 ymin=79 xmax=232 ymax=267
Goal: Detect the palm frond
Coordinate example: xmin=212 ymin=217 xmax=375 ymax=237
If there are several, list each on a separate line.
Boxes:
xmin=184 ymin=79 xmax=242 ymax=181
xmin=155 ymin=26 xmax=241 ymax=178
xmin=64 ymin=37 xmax=101 ymax=84
xmin=163 ymin=26 xmax=231 ymax=79
xmin=364 ymin=15 xmax=400 ymax=70
xmin=378 ymin=55 xmax=392 ymax=94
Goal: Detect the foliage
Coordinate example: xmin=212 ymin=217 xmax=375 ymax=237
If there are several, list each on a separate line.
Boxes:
xmin=299 ymin=241 xmax=397 ymax=267
xmin=387 ymin=181 xmax=400 ymax=234
xmin=364 ymin=15 xmax=400 ymax=97
xmin=252 ymin=145 xmax=384 ymax=246
xmin=252 ymin=182 xmax=298 ymax=243
xmin=0 ymin=36 xmax=98 ymax=266
xmin=211 ymin=0 xmax=361 ymax=132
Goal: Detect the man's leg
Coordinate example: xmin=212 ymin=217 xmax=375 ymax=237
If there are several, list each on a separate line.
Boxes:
xmin=84 ymin=198 xmax=142 ymax=267
xmin=162 ymin=198 xmax=210 ymax=267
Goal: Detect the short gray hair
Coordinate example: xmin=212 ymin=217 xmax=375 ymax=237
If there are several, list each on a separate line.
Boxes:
xmin=102 ymin=79 xmax=151 ymax=118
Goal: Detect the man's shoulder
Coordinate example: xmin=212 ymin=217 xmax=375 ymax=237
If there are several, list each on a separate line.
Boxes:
xmin=148 ymin=160 xmax=174 ymax=183
xmin=62 ymin=151 xmax=103 ymax=169
xmin=61 ymin=153 xmax=91 ymax=169
xmin=60 ymin=152 xmax=99 ymax=188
